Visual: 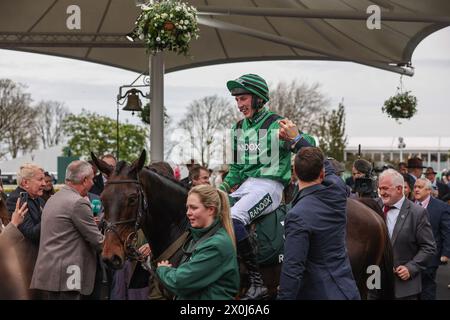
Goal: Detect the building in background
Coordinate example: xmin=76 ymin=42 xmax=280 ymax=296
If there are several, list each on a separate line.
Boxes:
xmin=345 ymin=137 xmax=450 ymax=173
xmin=0 ymin=145 xmax=62 ymax=184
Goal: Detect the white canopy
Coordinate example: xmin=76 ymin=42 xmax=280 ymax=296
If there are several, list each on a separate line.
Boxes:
xmin=1 ymin=0 xmax=449 ymax=161
xmin=0 ymin=0 xmax=449 ymax=75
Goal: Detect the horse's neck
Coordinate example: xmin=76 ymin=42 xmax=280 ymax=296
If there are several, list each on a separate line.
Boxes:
xmin=140 ymin=169 xmax=189 ymax=258
xmin=0 ymin=199 xmax=9 ymax=226
xmin=142 ymin=205 xmax=188 ymax=258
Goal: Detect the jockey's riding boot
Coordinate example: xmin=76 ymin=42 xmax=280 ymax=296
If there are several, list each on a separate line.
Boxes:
xmin=237 ymin=237 xmax=269 ymax=300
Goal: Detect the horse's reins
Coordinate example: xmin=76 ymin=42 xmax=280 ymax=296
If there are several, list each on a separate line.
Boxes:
xmin=103 ymin=179 xmax=148 ymax=262
xmin=102 ymin=177 xmax=189 ymax=284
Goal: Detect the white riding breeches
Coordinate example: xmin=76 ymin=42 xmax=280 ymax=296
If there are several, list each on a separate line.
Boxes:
xmin=230 ymin=177 xmax=284 ymax=225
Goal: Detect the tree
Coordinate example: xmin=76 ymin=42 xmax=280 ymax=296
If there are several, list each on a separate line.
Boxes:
xmin=139 ymin=102 xmax=177 ymax=160
xmin=139 ymin=102 xmax=170 ymax=125
xmin=34 ymin=100 xmax=71 ymax=148
xmin=317 ymin=101 xmax=347 ymax=161
xmin=269 ymin=80 xmax=329 ymax=135
xmin=3 ymin=124 xmax=39 ymax=159
xmin=0 ymin=79 xmax=38 ymax=159
xmin=178 ymin=95 xmax=237 ymax=167
xmin=63 ymin=110 xmax=146 ymax=162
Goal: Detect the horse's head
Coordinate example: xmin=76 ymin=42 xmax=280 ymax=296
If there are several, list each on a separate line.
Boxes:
xmin=92 ymin=150 xmax=147 ymax=269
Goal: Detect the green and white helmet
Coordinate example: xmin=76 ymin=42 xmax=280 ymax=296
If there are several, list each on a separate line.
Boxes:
xmin=227 ymin=74 xmax=269 ymax=109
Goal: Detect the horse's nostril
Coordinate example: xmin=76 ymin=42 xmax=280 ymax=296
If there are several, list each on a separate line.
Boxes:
xmin=103 ymin=255 xmax=123 ymax=269
xmin=111 ymin=255 xmax=123 ymax=268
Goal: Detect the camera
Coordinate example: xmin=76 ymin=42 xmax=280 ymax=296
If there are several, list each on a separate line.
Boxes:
xmin=354 ymin=176 xmax=377 ymax=198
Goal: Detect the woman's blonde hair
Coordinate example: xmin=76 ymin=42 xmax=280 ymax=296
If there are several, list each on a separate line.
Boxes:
xmin=188 ymin=185 xmax=236 ymax=249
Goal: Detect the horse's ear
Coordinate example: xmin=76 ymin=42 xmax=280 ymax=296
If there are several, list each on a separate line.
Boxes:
xmin=130 ymin=150 xmax=146 ymax=175
xmin=91 ymin=152 xmax=113 ymax=177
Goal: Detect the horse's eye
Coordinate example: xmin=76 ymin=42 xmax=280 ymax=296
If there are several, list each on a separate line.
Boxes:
xmin=128 ymin=196 xmax=137 ymax=204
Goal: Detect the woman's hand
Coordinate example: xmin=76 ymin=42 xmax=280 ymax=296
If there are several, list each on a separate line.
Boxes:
xmin=157 ymin=260 xmax=172 ymax=268
xmin=11 ymin=198 xmax=28 ymax=227
xmin=279 ymin=119 xmax=299 ymax=141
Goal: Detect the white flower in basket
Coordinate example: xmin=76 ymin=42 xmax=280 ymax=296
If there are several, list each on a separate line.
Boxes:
xmin=382 ymin=90 xmax=418 ymax=123
xmin=129 ymin=1 xmax=200 ymax=56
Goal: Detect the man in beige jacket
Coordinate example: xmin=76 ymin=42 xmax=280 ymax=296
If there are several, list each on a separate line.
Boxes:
xmin=31 ymin=160 xmax=104 ymax=300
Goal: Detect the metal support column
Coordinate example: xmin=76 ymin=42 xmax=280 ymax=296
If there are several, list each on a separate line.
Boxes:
xmin=150 ymin=52 xmax=165 ymax=162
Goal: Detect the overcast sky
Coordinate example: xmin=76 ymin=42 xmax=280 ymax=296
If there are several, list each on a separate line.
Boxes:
xmin=1 ymin=26 xmax=449 ymax=144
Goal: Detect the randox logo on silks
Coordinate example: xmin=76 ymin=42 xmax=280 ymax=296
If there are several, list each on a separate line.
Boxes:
xmin=248 ymin=193 xmax=273 ymax=220
xmin=237 ymin=142 xmax=260 ymax=152
xmin=232 ymin=128 xmax=281 ymax=170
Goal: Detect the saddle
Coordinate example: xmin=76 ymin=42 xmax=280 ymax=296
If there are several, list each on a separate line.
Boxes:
xmin=229 ymin=196 xmax=287 ymax=266
xmin=251 ymin=204 xmax=286 ymax=266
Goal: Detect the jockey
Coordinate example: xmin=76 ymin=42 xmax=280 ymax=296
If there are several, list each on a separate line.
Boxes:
xmin=219 ymin=73 xmax=315 ymax=299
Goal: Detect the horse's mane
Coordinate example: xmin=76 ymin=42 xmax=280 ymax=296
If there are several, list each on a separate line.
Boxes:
xmin=138 ymin=166 xmax=189 ymax=258
xmin=145 ymin=165 xmax=187 ymax=189
xmin=112 ymin=159 xmax=186 ymax=190
xmin=141 ymin=167 xmax=188 ymax=197
xmin=114 ymin=161 xmax=128 ymax=176
xmin=0 ymin=195 xmax=9 ymax=226
xmin=355 ymin=197 xmax=384 ymax=219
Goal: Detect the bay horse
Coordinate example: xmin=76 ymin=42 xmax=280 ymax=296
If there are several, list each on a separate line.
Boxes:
xmin=93 ymin=151 xmax=394 ymax=299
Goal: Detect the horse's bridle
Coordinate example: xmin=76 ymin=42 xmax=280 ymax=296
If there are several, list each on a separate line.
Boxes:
xmin=102 ymin=179 xmax=148 ymax=262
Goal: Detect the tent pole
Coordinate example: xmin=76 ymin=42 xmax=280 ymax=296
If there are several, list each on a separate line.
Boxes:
xmin=150 ymin=52 xmax=165 ymax=162
xmin=196 ymin=7 xmax=450 ymax=24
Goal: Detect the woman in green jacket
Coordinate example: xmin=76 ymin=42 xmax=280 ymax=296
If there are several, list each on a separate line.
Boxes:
xmin=156 ymin=185 xmax=239 ymax=300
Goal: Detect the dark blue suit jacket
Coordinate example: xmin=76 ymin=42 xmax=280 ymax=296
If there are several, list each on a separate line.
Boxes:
xmin=278 ymin=160 xmax=360 ymax=300
xmin=426 ymin=197 xmax=450 ymax=267
xmin=6 ymin=186 xmax=44 ymax=245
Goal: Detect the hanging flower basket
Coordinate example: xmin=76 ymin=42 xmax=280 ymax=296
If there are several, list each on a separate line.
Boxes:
xmin=382 ymin=91 xmax=418 ymax=122
xmin=132 ymin=1 xmax=200 ymax=56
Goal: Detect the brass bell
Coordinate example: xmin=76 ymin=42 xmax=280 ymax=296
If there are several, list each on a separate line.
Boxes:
xmin=122 ymin=89 xmax=143 ymax=115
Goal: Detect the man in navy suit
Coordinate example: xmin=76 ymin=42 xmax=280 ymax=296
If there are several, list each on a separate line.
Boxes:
xmin=414 ymin=178 xmax=450 ymax=300
xmin=278 ymin=147 xmax=360 ymax=300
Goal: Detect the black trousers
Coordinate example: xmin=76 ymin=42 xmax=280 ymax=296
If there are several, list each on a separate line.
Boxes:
xmin=421 ymin=267 xmax=438 ymax=300
xmin=40 ymin=290 xmax=81 ymax=300
xmin=396 ymin=294 xmax=419 ymax=300
xmin=83 ymin=255 xmax=112 ymax=300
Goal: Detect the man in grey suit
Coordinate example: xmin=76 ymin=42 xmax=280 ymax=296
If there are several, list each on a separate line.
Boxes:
xmin=413 ymin=178 xmax=450 ymax=299
xmin=31 ymin=160 xmax=104 ymax=300
xmin=378 ymin=169 xmax=436 ymax=299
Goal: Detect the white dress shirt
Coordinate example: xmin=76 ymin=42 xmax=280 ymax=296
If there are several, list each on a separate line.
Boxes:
xmin=385 ymin=196 xmax=406 ymax=239
xmin=415 ymin=195 xmax=431 ymax=209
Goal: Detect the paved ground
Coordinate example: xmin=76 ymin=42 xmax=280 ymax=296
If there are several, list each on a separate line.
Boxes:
xmin=436 ymin=263 xmax=450 ymax=300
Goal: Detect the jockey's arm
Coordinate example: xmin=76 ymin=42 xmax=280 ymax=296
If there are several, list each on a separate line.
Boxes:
xmin=219 ymin=163 xmax=244 ymax=193
xmin=219 ymin=124 xmax=246 ymax=193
